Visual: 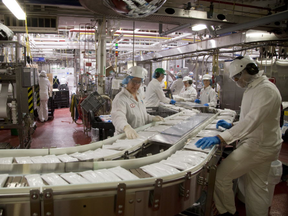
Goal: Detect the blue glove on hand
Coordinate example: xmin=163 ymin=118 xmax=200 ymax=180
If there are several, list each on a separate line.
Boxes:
xmin=170 ymin=99 xmax=176 ymax=105
xmin=216 ymin=119 xmax=232 ymax=129
xmin=204 ymin=103 xmax=209 ymax=107
xmin=194 ymin=99 xmax=201 ymax=104
xmin=195 ymin=136 xmax=221 ymax=149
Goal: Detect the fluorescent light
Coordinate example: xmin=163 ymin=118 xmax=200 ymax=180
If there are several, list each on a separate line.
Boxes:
xmin=192 ymin=24 xmax=207 ymax=31
xmin=3 ymin=0 xmax=26 ymax=20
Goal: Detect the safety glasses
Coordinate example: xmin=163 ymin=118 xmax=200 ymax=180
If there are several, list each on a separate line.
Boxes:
xmin=130 ymin=79 xmax=142 ymax=85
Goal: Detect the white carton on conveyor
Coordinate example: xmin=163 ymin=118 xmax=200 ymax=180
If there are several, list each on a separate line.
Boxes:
xmin=109 ymin=166 xmax=139 ymax=180
xmin=41 ymin=173 xmax=69 ymax=186
xmin=15 ymin=157 xmax=33 ymax=164
xmin=0 ymin=157 xmax=13 ymax=164
xmin=60 ymin=172 xmax=90 ymax=184
xmin=94 ymin=169 xmax=122 ymax=182
xmin=185 ymin=138 xmax=211 ymax=153
xmin=141 ymin=163 xmax=180 ymax=177
xmin=57 ymin=154 xmax=78 ymax=162
xmin=0 ymin=174 xmax=8 ymax=187
xmin=25 ymin=174 xmax=45 ymax=186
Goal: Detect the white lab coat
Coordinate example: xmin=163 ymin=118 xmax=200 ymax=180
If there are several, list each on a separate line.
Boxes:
xmin=60 ymin=76 xmax=67 ymax=85
xmin=111 ymin=88 xmax=154 ymax=135
xmin=170 ymin=78 xmax=183 ymax=95
xmin=145 ymin=79 xmax=171 ymax=107
xmin=214 ymin=75 xmax=282 ymax=216
xmin=66 ymin=74 xmax=75 ymax=97
xmin=199 ymin=85 xmax=217 ymax=107
xmin=38 ymin=76 xmax=51 ymax=122
xmin=178 ymin=85 xmax=197 ymax=101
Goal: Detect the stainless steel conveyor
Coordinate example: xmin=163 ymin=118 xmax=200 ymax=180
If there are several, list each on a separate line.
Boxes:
xmin=0 ymin=107 xmax=232 ymax=216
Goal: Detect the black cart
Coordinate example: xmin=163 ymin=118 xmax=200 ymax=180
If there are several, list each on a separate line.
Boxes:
xmin=48 ymin=95 xmax=55 ymax=120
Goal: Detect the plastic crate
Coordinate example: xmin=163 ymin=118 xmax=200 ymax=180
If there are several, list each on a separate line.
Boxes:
xmin=80 ymin=91 xmax=105 ymax=113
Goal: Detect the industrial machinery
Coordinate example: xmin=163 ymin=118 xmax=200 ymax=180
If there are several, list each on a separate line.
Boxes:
xmin=0 ymin=106 xmax=237 ymax=216
xmin=0 ymin=41 xmax=36 ymax=149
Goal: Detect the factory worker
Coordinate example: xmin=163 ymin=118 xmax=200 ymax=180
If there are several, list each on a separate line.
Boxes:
xmin=38 ymin=71 xmax=52 ymax=122
xmin=66 ymin=72 xmax=75 ymax=98
xmin=53 ymin=75 xmax=60 ymax=89
xmin=170 ymin=72 xmax=184 ymax=95
xmin=194 ymin=74 xmax=217 ymax=107
xmin=145 ymin=68 xmax=176 ymax=107
xmin=111 ymin=66 xmax=164 ymax=139
xmin=173 ymin=76 xmax=197 ymax=102
xmin=188 ymin=71 xmax=194 ymax=79
xmin=195 ymin=56 xmax=282 ymax=216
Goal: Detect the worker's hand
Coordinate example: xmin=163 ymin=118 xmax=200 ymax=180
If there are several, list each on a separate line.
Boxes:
xmin=216 ymin=120 xmax=232 ymax=129
xmin=170 ymin=99 xmax=176 ymax=105
xmin=152 ymin=115 xmax=164 ymax=122
xmin=195 ymin=136 xmax=220 ymax=149
xmin=123 ymin=125 xmax=139 ymax=139
xmin=194 ymin=99 xmax=201 ymax=104
xmin=204 ymin=103 xmax=209 ymax=107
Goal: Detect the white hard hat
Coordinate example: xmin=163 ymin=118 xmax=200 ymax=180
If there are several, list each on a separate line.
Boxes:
xmin=176 ymin=72 xmax=183 ymax=78
xmin=40 ymin=70 xmax=46 ymax=77
xmin=229 ymin=56 xmax=258 ymax=78
xmin=129 ymin=66 xmax=145 ymax=79
xmin=202 ymin=74 xmax=212 ymax=80
xmin=183 ymin=76 xmax=192 ymax=82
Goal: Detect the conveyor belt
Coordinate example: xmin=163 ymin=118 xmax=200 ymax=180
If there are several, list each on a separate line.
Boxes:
xmin=0 ymin=108 xmax=236 ymax=216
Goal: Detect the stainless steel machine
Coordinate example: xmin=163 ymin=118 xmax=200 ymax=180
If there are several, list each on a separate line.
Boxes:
xmin=0 ymin=41 xmax=35 ymax=149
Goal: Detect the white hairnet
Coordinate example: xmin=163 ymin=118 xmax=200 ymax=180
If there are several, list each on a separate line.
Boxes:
xmin=40 ymin=70 xmax=47 ymax=77
xmin=183 ymin=76 xmax=192 ymax=82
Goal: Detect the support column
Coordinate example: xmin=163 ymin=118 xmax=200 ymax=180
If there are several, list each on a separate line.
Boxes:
xmin=96 ymin=18 xmax=107 ymax=95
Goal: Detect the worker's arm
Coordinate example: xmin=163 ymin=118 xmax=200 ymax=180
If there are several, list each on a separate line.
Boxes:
xmin=207 ymin=89 xmax=217 ymax=107
xmin=155 ymin=84 xmax=171 ymax=104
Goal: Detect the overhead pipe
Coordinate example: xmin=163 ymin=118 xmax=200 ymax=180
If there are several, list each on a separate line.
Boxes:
xmin=216 ymin=10 xmax=288 ymax=35
xmin=199 ymin=0 xmax=271 ymax=11
xmin=150 ymin=33 xmax=193 ymax=48
xmin=160 ymin=23 xmax=192 ymax=37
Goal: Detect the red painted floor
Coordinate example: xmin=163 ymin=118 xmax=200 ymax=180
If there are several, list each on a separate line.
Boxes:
xmin=31 ymin=108 xmax=91 ymax=148
xmin=0 ymin=108 xmax=287 ymax=216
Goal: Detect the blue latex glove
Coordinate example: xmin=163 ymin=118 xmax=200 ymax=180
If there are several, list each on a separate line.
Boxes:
xmin=170 ymin=99 xmax=176 ymax=105
xmin=194 ymin=99 xmax=201 ymax=104
xmin=216 ymin=120 xmax=232 ymax=129
xmin=204 ymin=103 xmax=209 ymax=107
xmin=195 ymin=136 xmax=221 ymax=149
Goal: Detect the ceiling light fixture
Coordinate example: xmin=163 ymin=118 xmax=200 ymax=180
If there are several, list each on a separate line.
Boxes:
xmin=3 ymin=0 xmax=26 ymax=20
xmin=192 ymin=24 xmax=207 ymax=31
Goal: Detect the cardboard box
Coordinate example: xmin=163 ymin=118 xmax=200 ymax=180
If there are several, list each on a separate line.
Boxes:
xmin=47 ymin=73 xmax=53 ymax=86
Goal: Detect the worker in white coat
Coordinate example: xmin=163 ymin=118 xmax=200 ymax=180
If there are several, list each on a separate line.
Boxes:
xmin=170 ymin=72 xmax=184 ymax=95
xmin=38 ymin=71 xmax=52 ymax=122
xmin=66 ymin=72 xmax=75 ymax=99
xmin=173 ymin=76 xmax=197 ymax=102
xmin=111 ymin=66 xmax=164 ymax=139
xmin=194 ymin=74 xmax=217 ymax=107
xmin=145 ymin=68 xmax=176 ymax=107
xmin=195 ymin=56 xmax=282 ymax=216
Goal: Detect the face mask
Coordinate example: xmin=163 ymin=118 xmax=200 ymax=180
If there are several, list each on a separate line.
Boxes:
xmin=234 ymin=70 xmax=254 ymax=89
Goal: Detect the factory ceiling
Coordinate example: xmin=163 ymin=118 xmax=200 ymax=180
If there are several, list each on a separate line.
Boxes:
xmin=0 ymin=0 xmax=287 ymax=62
